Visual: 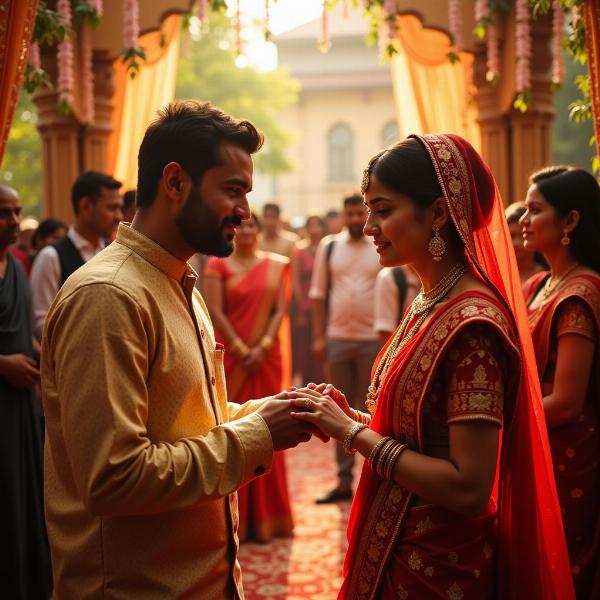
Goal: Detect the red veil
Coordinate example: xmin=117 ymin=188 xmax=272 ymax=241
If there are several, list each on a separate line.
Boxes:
xmin=342 ymin=134 xmax=574 ymax=599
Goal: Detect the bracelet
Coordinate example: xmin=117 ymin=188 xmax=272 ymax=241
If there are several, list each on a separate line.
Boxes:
xmin=342 ymin=422 xmax=368 ymax=454
xmin=353 ymin=409 xmax=372 ymax=425
xmin=368 ymin=436 xmax=390 ymax=465
xmin=376 ymin=439 xmax=397 ymax=477
xmin=230 ymin=338 xmax=249 ymax=359
xmin=383 ymin=442 xmax=407 ymax=480
xmin=259 ymin=335 xmax=274 ymax=351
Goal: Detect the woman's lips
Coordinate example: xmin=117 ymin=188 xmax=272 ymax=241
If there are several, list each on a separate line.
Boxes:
xmin=374 ymin=241 xmax=391 ymax=254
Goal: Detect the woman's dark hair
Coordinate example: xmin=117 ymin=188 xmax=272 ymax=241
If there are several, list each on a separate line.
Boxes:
xmin=505 ymin=202 xmax=526 ymax=225
xmin=32 ymin=218 xmax=67 ymax=248
xmin=137 ymin=101 xmax=264 ymax=208
xmin=249 ymin=211 xmax=262 ymax=230
xmin=367 ymin=138 xmax=443 ymax=211
xmin=305 ymin=215 xmax=326 ymax=232
xmin=530 ymin=166 xmax=600 ymax=273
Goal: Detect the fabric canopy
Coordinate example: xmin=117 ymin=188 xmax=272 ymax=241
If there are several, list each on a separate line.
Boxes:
xmin=0 ymin=0 xmax=39 ymax=165
xmin=107 ymin=14 xmax=182 ymax=190
xmin=391 ymin=14 xmax=480 ymax=151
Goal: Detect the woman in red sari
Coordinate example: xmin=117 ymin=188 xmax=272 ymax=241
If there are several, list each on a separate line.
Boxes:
xmin=204 ymin=213 xmax=294 ymax=543
xmin=520 ymin=166 xmax=600 ymax=598
xmin=291 ymin=134 xmax=574 ymax=599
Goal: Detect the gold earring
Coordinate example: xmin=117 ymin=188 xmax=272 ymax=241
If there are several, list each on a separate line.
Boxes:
xmin=428 ymin=226 xmax=446 ymax=261
xmin=561 ymin=230 xmax=570 ymax=246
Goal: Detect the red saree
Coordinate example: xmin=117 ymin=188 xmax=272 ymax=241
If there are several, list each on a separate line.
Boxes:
xmin=340 ymin=134 xmax=574 ymax=600
xmin=205 ymin=255 xmax=294 ymax=543
xmin=526 ymin=272 xmax=600 ymax=598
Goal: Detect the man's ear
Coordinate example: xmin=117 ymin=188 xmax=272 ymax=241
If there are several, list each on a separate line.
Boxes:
xmin=162 ymin=162 xmax=187 ymax=204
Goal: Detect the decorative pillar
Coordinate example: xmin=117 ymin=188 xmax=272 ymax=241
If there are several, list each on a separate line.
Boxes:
xmin=82 ymin=50 xmax=115 ymax=171
xmin=473 ymin=10 xmax=554 ymax=205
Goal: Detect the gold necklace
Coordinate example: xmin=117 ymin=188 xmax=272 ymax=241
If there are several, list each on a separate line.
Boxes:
xmin=365 ymin=263 xmax=469 ymax=415
xmin=541 ymin=262 xmax=579 ymax=301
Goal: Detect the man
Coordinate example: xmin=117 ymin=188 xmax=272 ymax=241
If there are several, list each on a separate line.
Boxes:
xmin=259 ymin=201 xmax=299 ymax=258
xmin=30 ymin=171 xmax=123 ymax=338
xmin=41 ymin=101 xmax=320 ymax=599
xmin=310 ymin=194 xmax=381 ymax=503
xmin=325 ymin=209 xmax=343 ymax=235
xmin=9 ymin=215 xmax=38 ymax=275
xmin=121 ymin=188 xmax=137 ymax=223
xmin=0 ymin=185 xmax=50 ymax=599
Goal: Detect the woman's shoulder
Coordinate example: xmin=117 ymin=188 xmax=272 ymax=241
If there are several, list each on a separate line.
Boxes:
xmin=261 ymin=250 xmax=291 ymax=266
xmin=204 ymin=255 xmax=232 ymax=278
xmin=556 ymin=269 xmax=600 ymax=315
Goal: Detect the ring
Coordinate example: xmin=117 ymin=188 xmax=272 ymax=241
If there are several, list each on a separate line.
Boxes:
xmin=304 ymin=398 xmax=311 ymax=410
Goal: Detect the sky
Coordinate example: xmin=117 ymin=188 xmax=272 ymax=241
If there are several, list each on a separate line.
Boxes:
xmin=229 ymin=0 xmax=326 ymax=70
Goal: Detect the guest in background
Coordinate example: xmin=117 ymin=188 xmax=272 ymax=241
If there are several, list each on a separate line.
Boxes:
xmin=505 ymin=201 xmax=545 ymax=288
xmin=0 ymin=184 xmax=50 ymax=599
xmin=292 ymin=215 xmax=327 ymax=385
xmin=30 ymin=171 xmax=123 ymax=339
xmin=9 ymin=215 xmax=38 ymax=275
xmin=373 ymin=266 xmax=420 ymax=345
xmin=521 ymin=166 xmax=600 ymax=598
xmin=122 ymin=189 xmax=137 ymax=223
xmin=259 ymin=202 xmax=299 ymax=258
xmin=325 ymin=209 xmax=343 ymax=235
xmin=204 ymin=213 xmax=294 ymax=543
xmin=31 ymin=218 xmax=67 ymax=256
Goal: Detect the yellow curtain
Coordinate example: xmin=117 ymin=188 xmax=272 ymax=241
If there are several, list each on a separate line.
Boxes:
xmin=107 ymin=14 xmax=182 ymax=189
xmin=0 ymin=0 xmax=39 ymax=164
xmin=391 ymin=14 xmax=480 ymax=151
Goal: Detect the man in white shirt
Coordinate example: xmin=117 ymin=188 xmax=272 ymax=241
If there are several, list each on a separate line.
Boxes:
xmin=30 ymin=171 xmax=123 ymax=339
xmin=309 ymin=194 xmax=381 ymax=503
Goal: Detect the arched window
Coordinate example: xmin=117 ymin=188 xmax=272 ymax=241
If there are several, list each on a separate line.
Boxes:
xmin=328 ymin=124 xmax=353 ymax=181
xmin=381 ymin=120 xmax=399 ymax=147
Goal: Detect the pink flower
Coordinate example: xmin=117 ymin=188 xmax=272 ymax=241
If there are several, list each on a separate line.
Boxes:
xmin=57 ymin=0 xmax=73 ymax=105
xmin=89 ymin=0 xmax=103 ymax=17
xmin=552 ymin=0 xmax=564 ymax=84
xmin=448 ymin=0 xmax=463 ymax=49
xmin=123 ymin=0 xmax=140 ymax=50
xmin=515 ymin=0 xmax=531 ymax=92
xmin=80 ymin=23 xmax=95 ymax=123
xmin=475 ymin=0 xmax=489 ymax=22
xmin=486 ymin=22 xmax=500 ymax=82
xmin=197 ymin=0 xmax=207 ymax=24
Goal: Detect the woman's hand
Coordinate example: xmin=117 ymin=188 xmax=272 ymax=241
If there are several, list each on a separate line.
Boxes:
xmin=289 ymin=394 xmax=355 ymax=442
xmin=305 ymin=382 xmax=354 ymax=419
xmin=242 ymin=347 xmax=266 ymax=373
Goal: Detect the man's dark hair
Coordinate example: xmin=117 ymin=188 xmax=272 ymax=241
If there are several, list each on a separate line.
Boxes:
xmin=123 ymin=189 xmax=136 ymax=211
xmin=263 ymin=202 xmax=281 ymax=217
xmin=343 ymin=194 xmax=363 ymax=208
xmin=136 ymin=101 xmax=264 ymax=208
xmin=71 ymin=171 xmax=122 ymax=215
xmin=32 ymin=218 xmax=67 ymax=248
xmin=325 ymin=209 xmax=339 ymax=220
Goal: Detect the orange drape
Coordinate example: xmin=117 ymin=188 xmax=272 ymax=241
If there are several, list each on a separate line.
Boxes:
xmin=585 ymin=0 xmax=600 ymax=160
xmin=0 ymin=0 xmax=38 ymax=164
xmin=390 ymin=14 xmax=480 ymax=151
xmin=106 ymin=14 xmax=182 ymax=189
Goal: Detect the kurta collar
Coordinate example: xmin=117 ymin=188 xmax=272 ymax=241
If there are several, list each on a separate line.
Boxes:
xmin=115 ymin=223 xmax=197 ymax=284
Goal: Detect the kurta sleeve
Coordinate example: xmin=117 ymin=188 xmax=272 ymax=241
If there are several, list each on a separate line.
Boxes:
xmin=45 ymin=282 xmax=273 ymax=517
xmin=555 ymin=297 xmax=596 ymax=342
xmin=444 ymin=323 xmax=505 ymax=427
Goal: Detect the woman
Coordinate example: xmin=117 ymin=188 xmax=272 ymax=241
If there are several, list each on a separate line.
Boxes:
xmin=203 ymin=213 xmax=294 ymax=543
xmin=292 ymin=215 xmax=326 ymax=384
xmin=505 ymin=202 xmax=545 ymax=288
xmin=520 ymin=166 xmax=600 ymax=598
xmin=290 ymin=134 xmax=573 ymax=599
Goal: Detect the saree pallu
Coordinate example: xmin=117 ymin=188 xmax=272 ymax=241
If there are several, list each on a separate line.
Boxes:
xmin=526 ymin=273 xmax=600 ymax=598
xmin=340 ymin=293 xmax=520 ymax=600
xmin=213 ymin=256 xmax=294 ymax=543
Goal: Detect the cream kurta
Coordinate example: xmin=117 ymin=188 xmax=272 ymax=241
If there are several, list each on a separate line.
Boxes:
xmin=42 ymin=224 xmax=274 ymax=599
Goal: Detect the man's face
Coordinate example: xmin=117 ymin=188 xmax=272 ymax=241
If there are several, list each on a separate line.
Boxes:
xmin=0 ymin=187 xmax=21 ymax=249
xmin=262 ymin=207 xmax=279 ymax=236
xmin=344 ymin=202 xmax=368 ymax=239
xmin=83 ymin=187 xmax=124 ymax=239
xmin=175 ymin=143 xmax=253 ymax=256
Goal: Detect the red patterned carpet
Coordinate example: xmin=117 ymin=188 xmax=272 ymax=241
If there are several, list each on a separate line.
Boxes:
xmin=238 ymin=437 xmax=363 ymax=599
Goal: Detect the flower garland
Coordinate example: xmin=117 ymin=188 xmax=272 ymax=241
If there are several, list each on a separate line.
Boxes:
xmin=56 ymin=0 xmax=74 ymax=112
xmin=122 ymin=0 xmax=144 ymax=79
xmin=88 ymin=0 xmax=103 ymax=18
xmin=264 ymin=0 xmax=271 ymax=41
xmin=382 ymin=0 xmax=397 ymax=46
xmin=515 ymin=0 xmax=531 ymax=95
xmin=474 ymin=0 xmax=499 ymax=82
xmin=80 ymin=21 xmax=94 ymax=123
xmin=319 ymin=0 xmax=330 ymax=53
xmin=197 ymin=0 xmax=207 ymax=24
xmin=552 ymin=0 xmax=564 ymax=85
xmin=234 ymin=0 xmax=242 ymax=55
xmin=448 ymin=0 xmax=463 ymax=50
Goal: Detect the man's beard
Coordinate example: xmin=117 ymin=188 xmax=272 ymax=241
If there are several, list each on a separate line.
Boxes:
xmin=347 ymin=224 xmax=365 ymax=239
xmin=175 ymin=186 xmax=241 ymax=257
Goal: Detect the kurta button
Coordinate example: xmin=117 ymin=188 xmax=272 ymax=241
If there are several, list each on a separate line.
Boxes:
xmin=200 ymin=330 xmax=205 ymax=338
xmin=255 ymin=465 xmax=266 ymax=476
xmin=211 ymin=376 xmax=216 ymax=386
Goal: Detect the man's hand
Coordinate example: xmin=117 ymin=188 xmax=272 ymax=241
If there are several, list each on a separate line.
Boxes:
xmin=312 ymin=336 xmax=327 ymax=363
xmin=258 ymin=389 xmax=330 ymax=450
xmin=0 ymin=354 xmax=40 ymax=389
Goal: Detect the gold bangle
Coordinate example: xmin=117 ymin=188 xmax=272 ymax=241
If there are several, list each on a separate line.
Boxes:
xmin=368 ymin=436 xmax=389 ymax=466
xmin=259 ymin=335 xmax=274 ymax=351
xmin=353 ymin=409 xmax=371 ymax=425
xmin=376 ymin=439 xmax=396 ymax=478
xmin=230 ymin=338 xmax=249 ymax=358
xmin=384 ymin=442 xmax=407 ymax=481
xmin=342 ymin=422 xmax=368 ymax=454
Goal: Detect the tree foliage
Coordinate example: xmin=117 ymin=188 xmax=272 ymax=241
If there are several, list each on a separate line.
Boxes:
xmin=175 ymin=13 xmax=299 ymax=174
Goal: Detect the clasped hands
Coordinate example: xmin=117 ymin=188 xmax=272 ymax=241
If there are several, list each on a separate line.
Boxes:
xmin=257 ymin=382 xmax=358 ymax=451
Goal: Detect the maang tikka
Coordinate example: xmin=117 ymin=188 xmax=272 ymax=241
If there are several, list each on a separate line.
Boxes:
xmin=428 ymin=225 xmax=446 ymax=261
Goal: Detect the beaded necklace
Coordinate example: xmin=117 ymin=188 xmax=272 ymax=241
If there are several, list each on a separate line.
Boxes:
xmin=365 ymin=263 xmax=469 ymax=415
